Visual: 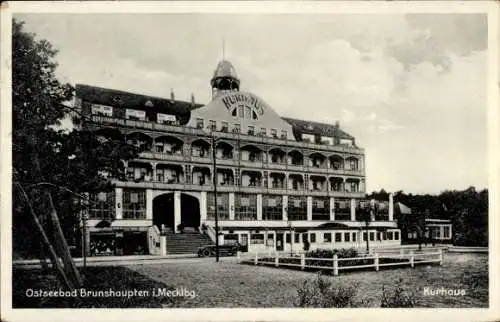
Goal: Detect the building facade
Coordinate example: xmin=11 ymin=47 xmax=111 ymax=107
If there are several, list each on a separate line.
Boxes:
xmin=76 ymin=60 xmax=401 ymax=256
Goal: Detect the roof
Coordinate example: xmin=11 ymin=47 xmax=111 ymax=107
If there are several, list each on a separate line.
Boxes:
xmin=76 ymin=84 xmax=203 ymax=116
xmin=76 ymin=84 xmax=355 ymax=139
xmin=212 ymin=60 xmax=239 ymax=80
xmin=281 ymin=116 xmax=354 ymax=140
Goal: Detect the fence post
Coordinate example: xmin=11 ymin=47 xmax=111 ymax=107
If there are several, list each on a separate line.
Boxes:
xmin=439 ymin=248 xmax=443 ymax=265
xmin=236 ymin=251 xmax=241 ymax=264
xmin=275 ymin=252 xmax=279 ymax=267
xmin=254 ymin=252 xmax=258 ymax=265
xmin=409 ymin=250 xmax=414 ymax=268
xmin=300 ymin=253 xmax=305 ymax=270
xmin=333 ymin=254 xmax=338 ymax=276
xmin=374 ymin=252 xmax=379 ymax=271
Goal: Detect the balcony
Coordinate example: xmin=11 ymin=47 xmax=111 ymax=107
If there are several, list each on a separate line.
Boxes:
xmin=88 ymin=115 xmax=364 ymax=155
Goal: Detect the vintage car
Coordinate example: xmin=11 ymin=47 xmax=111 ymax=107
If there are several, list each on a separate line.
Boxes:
xmin=197 ymin=241 xmax=244 ymax=257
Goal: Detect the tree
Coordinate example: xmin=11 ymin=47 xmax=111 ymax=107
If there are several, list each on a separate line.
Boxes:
xmin=12 ymin=19 xmax=141 ymax=290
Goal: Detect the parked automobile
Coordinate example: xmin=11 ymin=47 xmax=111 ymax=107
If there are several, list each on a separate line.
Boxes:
xmin=197 ymin=241 xmax=244 ymax=257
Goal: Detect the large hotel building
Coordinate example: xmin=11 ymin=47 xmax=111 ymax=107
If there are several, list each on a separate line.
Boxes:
xmin=76 ymin=60 xmax=401 ymax=256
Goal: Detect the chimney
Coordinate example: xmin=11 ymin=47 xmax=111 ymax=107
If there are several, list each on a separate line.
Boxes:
xmin=170 ymin=88 xmax=175 ymax=101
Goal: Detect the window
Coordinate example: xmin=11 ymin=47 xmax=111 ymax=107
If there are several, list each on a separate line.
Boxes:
xmin=122 ymin=189 xmax=146 ymax=219
xmin=294 ymin=233 xmax=300 ymax=243
xmin=157 ymin=113 xmax=177 ymax=125
xmin=324 ymin=233 xmax=332 ymax=243
xmin=125 ymin=109 xmax=146 ymax=121
xmin=263 ymin=195 xmax=282 ymax=220
xmin=234 ymin=194 xmax=257 ymax=221
xmin=350 ymin=159 xmax=359 ymax=170
xmin=248 ymin=126 xmax=255 ymax=136
xmin=288 ymin=196 xmax=307 ymax=221
xmin=207 ymin=193 xmax=229 ymax=220
xmin=233 ymin=123 xmax=241 ymax=133
xmin=310 ymin=233 xmax=316 ymax=243
xmin=266 ymin=234 xmax=274 ymax=247
xmin=395 ymin=231 xmax=400 ymax=240
xmin=280 ymin=130 xmax=288 ymax=139
xmin=209 ymin=120 xmax=216 ymax=131
xmin=246 ymin=107 xmax=252 ymax=118
xmin=238 ymin=106 xmax=244 ymax=118
xmin=387 ymin=231 xmax=393 ymax=240
xmin=260 ymin=128 xmax=266 ymax=136
xmin=352 ymin=232 xmax=357 ymax=242
xmin=221 ymin=121 xmax=228 ymax=132
xmin=444 ymin=226 xmax=450 ymax=238
xmin=89 ymin=191 xmax=115 ymax=220
xmin=91 ymin=104 xmax=113 ymax=117
xmin=271 ymin=129 xmax=278 ymax=138
xmin=196 ymin=118 xmax=204 ymax=129
xmin=335 ymin=232 xmax=342 ymax=242
xmin=363 ymin=232 xmax=368 ymax=241
xmin=250 ymin=234 xmax=264 ymax=244
xmin=369 ymin=232 xmax=375 ymax=241
xmin=344 ymin=232 xmax=350 ymax=242
xmin=286 ymin=233 xmax=291 ymax=243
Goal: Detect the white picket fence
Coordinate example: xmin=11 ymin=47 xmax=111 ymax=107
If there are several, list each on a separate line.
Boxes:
xmin=236 ymin=249 xmax=443 ymax=276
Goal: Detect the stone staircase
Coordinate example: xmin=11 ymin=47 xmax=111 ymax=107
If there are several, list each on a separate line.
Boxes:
xmin=165 ymin=231 xmax=214 ymax=254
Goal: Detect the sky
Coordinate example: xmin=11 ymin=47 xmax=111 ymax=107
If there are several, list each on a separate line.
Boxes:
xmin=15 ymin=13 xmax=489 ymax=194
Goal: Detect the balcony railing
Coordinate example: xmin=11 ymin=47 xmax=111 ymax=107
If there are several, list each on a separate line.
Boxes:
xmin=89 ymin=115 xmax=364 ymax=154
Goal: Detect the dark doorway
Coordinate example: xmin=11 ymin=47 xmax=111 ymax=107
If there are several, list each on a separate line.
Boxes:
xmin=180 ymin=194 xmax=200 ymax=228
xmin=153 ymin=193 xmax=174 ymax=229
xmin=276 ymin=233 xmax=284 ymax=251
xmin=240 ymin=234 xmax=248 ymax=252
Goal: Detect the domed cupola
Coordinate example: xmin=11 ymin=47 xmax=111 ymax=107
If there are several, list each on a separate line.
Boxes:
xmin=210 ymin=60 xmax=240 ymax=99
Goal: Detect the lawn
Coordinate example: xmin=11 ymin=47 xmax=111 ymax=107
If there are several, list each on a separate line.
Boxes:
xmin=12 ymin=252 xmax=488 ymax=308
xmin=129 ymin=252 xmax=488 ymax=308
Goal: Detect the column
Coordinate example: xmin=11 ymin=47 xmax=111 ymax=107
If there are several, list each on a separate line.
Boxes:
xmin=307 ymin=196 xmax=313 ymax=221
xmin=257 ymin=194 xmax=263 ymax=221
xmin=146 ymin=189 xmax=153 ymax=220
xmin=115 ymin=187 xmax=123 ymax=220
xmin=389 ymin=193 xmax=394 ymax=221
xmin=174 ymin=191 xmax=181 ymax=233
xmin=200 ymin=191 xmax=207 ymax=221
xmin=330 ymin=197 xmax=335 ymax=221
xmin=152 ymin=162 xmax=157 ymax=182
xmin=350 ymin=198 xmax=356 ymax=221
xmin=229 ymin=192 xmax=235 ymax=220
xmin=282 ymin=195 xmax=288 ymax=222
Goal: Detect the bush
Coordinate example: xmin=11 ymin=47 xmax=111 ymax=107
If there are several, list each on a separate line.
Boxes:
xmin=295 ymin=273 xmax=369 ymax=307
xmin=380 ymin=278 xmax=418 ymax=307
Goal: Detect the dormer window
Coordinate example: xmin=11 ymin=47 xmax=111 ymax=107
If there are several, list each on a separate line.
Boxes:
xmin=221 ymin=121 xmax=229 ymax=133
xmin=91 ymin=104 xmax=113 ymax=117
xmin=196 ymin=118 xmax=204 ymax=129
xmin=280 ymin=130 xmax=287 ymax=139
xmin=271 ymin=129 xmax=278 ymax=138
xmin=260 ymin=128 xmax=267 ymax=136
xmin=233 ymin=123 xmax=241 ymax=133
xmin=125 ymin=109 xmax=146 ymax=121
xmin=209 ymin=120 xmax=216 ymax=131
xmin=248 ymin=126 xmax=255 ymax=136
xmin=157 ymin=113 xmax=177 ymax=125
